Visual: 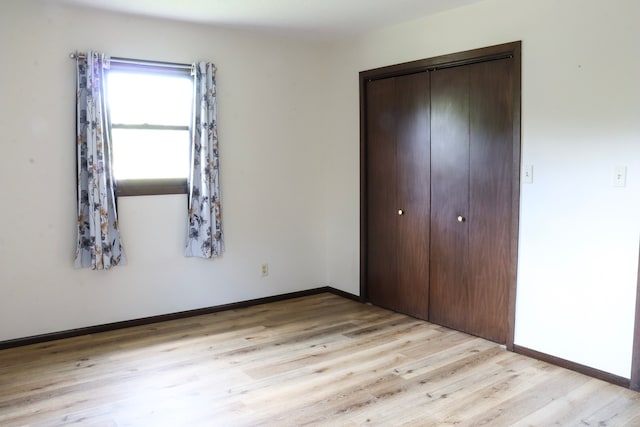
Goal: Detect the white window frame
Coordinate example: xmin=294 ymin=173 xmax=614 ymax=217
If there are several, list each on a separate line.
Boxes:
xmin=106 ymin=58 xmax=194 ymax=197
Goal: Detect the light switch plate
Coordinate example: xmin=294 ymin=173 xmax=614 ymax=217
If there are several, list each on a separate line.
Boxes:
xmin=523 ymin=164 xmax=533 ymax=184
xmin=613 ymin=166 xmax=627 ymax=187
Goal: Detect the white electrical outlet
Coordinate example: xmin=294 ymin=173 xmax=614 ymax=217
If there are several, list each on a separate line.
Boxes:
xmin=613 ymin=166 xmax=627 ymax=187
xmin=260 ymin=263 xmax=269 ymax=277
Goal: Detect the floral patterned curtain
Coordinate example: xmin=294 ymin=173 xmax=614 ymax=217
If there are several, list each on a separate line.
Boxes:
xmin=74 ymin=52 xmax=126 ymax=269
xmin=185 ymin=62 xmax=224 ymax=258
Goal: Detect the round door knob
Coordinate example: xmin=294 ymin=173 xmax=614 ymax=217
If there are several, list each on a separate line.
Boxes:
xmin=398 ymin=209 xmax=405 ymax=216
xmin=457 ymin=215 xmax=466 ymax=223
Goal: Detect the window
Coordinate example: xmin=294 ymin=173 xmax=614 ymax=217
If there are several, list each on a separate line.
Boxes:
xmin=107 ymin=61 xmax=193 ymax=196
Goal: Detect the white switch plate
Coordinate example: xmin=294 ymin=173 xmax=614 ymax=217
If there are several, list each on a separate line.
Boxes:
xmin=523 ymin=164 xmax=533 ymax=184
xmin=613 ymin=166 xmax=627 ymax=187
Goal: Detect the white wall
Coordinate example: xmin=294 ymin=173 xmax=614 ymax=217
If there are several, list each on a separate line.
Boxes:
xmin=0 ymin=0 xmax=329 ymax=341
xmin=323 ymin=0 xmax=640 ymax=377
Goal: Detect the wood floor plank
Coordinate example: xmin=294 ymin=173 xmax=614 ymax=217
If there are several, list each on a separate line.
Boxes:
xmin=1 ymin=293 xmax=639 ymax=426
xmin=345 ymin=347 xmax=519 ymax=425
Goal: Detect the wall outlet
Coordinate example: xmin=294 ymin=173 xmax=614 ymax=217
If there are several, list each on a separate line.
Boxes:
xmin=260 ymin=263 xmax=269 ymax=277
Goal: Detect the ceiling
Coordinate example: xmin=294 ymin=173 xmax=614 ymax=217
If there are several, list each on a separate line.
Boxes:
xmin=51 ymin=0 xmax=486 ymax=40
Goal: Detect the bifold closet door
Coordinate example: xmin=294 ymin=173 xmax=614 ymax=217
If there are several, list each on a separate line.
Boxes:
xmin=429 ymin=58 xmax=514 ymax=343
xmin=429 ymin=65 xmax=471 ymax=334
xmin=366 ymin=73 xmax=430 ymax=319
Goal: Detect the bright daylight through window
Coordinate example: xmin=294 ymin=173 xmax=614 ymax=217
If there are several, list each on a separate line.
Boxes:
xmin=107 ymin=68 xmax=193 ymax=195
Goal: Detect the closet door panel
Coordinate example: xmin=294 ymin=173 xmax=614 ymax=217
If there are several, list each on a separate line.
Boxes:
xmin=467 ymin=59 xmax=514 ymax=342
xmin=429 ymin=66 xmax=470 ymax=332
xmin=395 ymin=72 xmax=430 ymax=319
xmin=366 ymin=78 xmax=398 ymax=307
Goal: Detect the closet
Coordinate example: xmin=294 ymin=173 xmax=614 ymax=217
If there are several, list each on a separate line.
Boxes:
xmin=361 ymin=42 xmax=520 ymax=345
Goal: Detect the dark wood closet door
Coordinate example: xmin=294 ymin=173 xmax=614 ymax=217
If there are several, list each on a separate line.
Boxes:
xmin=466 ymin=58 xmax=514 ymax=342
xmin=429 ymin=66 xmax=470 ymax=333
xmin=366 ymin=73 xmax=430 ymax=319
xmin=429 ymin=58 xmax=514 ymax=343
xmin=361 ymin=41 xmax=521 ymax=347
xmin=396 ymin=73 xmax=430 ymax=319
xmin=366 ymin=77 xmax=398 ymax=308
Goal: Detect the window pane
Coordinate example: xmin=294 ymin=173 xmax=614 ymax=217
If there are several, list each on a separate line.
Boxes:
xmin=108 ymin=72 xmax=193 ymax=126
xmin=111 ymin=129 xmax=189 ymax=180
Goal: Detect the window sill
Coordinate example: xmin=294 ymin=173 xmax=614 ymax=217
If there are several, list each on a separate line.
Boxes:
xmin=116 ymin=178 xmax=187 ymax=197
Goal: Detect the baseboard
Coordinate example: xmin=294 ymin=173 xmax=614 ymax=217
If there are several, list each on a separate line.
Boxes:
xmin=513 ymin=344 xmax=630 ymax=389
xmin=0 ymin=286 xmax=360 ymax=351
xmin=327 ymin=286 xmax=363 ymax=302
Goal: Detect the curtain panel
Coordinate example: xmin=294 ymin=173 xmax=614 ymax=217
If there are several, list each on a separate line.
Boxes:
xmin=74 ymin=52 xmax=126 ymax=269
xmin=185 ymin=62 xmax=224 ymax=258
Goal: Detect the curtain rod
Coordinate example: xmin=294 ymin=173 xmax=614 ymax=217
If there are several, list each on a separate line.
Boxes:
xmin=69 ymin=52 xmax=193 ymax=71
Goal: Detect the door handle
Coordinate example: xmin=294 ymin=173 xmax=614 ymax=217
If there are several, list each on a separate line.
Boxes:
xmin=398 ymin=209 xmax=405 ymax=216
xmin=457 ymin=215 xmax=466 ymax=223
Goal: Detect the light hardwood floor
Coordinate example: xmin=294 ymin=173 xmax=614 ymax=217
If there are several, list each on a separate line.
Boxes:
xmin=1 ymin=293 xmax=639 ymax=426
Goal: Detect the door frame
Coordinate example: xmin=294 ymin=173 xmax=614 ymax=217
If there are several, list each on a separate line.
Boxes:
xmin=359 ymin=41 xmax=522 ymax=350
